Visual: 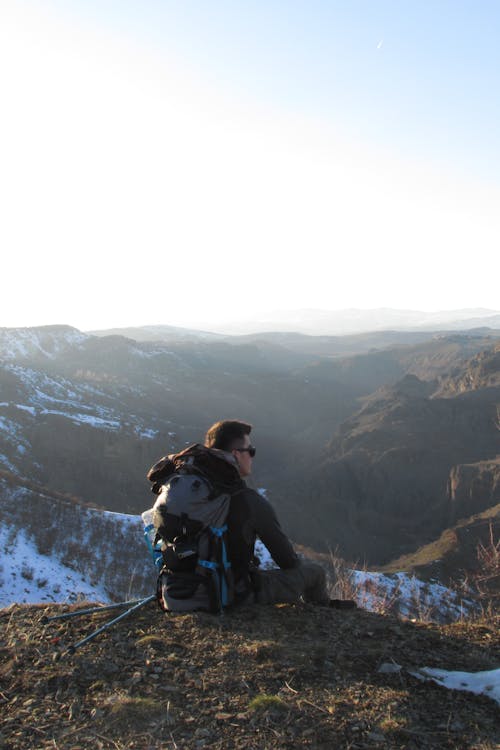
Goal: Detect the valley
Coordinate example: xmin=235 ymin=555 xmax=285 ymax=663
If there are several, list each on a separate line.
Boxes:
xmin=0 ymin=323 xmax=499 ymax=606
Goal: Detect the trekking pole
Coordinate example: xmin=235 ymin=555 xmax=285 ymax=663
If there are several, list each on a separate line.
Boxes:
xmin=41 ymin=598 xmax=146 ymax=624
xmin=62 ymin=594 xmax=156 ymax=656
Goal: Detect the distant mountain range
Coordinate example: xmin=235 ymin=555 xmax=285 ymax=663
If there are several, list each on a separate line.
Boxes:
xmin=88 ymin=307 xmax=500 ymax=338
xmin=0 ymin=322 xmax=499 ymax=606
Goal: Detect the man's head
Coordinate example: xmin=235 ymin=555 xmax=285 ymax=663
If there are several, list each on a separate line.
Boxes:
xmin=205 ymin=419 xmax=255 ymax=478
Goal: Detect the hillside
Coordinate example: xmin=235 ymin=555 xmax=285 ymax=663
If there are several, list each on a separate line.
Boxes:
xmin=1 ymin=325 xmax=499 ymax=591
xmin=0 ymin=472 xmax=153 ymax=606
xmin=383 ymin=501 xmax=500 ymax=587
xmin=0 ymin=325 xmax=366 ymax=509
xmin=1 ymin=325 xmax=496 ymax=509
xmin=1 ymin=602 xmax=499 ymax=749
xmin=282 ymin=342 xmax=500 ymax=565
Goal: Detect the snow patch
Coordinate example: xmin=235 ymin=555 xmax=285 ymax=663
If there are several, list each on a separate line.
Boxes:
xmin=351 ymin=570 xmax=476 ymax=622
xmin=135 ymin=427 xmax=159 ymax=439
xmin=40 ymin=410 xmax=121 ymax=430
xmin=0 ymin=453 xmax=18 ymax=473
xmin=0 ymin=524 xmax=111 ymax=607
xmin=15 ymin=404 xmax=37 ymax=415
xmin=411 ymin=667 xmax=500 ymax=706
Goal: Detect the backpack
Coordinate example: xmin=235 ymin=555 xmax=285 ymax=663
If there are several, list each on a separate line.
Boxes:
xmin=146 ymin=444 xmax=243 ymax=614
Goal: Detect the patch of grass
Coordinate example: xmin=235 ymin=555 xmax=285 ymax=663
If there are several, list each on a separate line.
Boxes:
xmin=378 ymin=715 xmax=409 ymax=732
xmin=243 ymin=640 xmax=282 ymax=662
xmin=248 ymin=694 xmax=286 ymax=712
xmin=88 ymin=680 xmax=106 ymax=692
xmin=107 ymin=696 xmax=167 ymax=728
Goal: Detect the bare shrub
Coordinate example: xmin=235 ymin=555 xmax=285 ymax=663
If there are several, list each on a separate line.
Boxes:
xmin=327 ymin=547 xmax=359 ymax=600
xmin=473 ymin=521 xmax=500 ymax=611
xmin=21 ymin=565 xmax=34 ymax=581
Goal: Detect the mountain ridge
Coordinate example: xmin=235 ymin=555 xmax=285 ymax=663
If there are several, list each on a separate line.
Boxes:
xmin=86 ymin=307 xmax=500 ymax=340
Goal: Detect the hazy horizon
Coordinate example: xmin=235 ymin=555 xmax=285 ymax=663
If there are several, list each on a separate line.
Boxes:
xmin=2 ymin=305 xmax=500 ymax=338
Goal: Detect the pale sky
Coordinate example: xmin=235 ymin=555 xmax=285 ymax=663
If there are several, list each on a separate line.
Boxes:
xmin=1 ymin=1 xmax=499 ymax=331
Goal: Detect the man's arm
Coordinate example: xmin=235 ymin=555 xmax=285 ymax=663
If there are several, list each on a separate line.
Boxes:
xmin=250 ymin=490 xmax=299 ymax=569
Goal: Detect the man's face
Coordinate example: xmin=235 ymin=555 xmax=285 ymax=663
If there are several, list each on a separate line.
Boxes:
xmin=231 ymin=433 xmax=254 ymax=478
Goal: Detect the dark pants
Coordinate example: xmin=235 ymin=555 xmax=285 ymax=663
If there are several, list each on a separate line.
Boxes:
xmin=252 ymin=562 xmax=330 ymax=605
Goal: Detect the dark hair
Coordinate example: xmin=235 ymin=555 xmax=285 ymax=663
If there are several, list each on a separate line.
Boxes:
xmin=205 ymin=420 xmax=252 ymax=451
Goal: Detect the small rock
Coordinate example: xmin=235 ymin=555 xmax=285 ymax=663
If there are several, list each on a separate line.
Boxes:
xmin=377 ymin=662 xmax=402 ymax=674
xmin=102 ymin=662 xmax=120 ymax=675
xmin=194 ymin=728 xmax=211 ymax=738
xmin=367 ymin=731 xmax=386 ymax=742
xmin=438 ymin=721 xmax=465 ymax=732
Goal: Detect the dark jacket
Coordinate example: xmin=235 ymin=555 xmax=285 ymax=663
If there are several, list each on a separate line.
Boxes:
xmin=227 ymin=486 xmax=299 ymax=599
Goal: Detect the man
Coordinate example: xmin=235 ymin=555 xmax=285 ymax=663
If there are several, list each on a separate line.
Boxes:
xmin=204 ymin=419 xmax=333 ymax=606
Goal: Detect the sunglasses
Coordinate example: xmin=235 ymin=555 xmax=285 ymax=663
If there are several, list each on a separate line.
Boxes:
xmin=235 ymin=445 xmax=256 ymax=458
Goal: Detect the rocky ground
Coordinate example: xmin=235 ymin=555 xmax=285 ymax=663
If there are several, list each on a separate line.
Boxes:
xmin=0 ymin=601 xmax=499 ymax=750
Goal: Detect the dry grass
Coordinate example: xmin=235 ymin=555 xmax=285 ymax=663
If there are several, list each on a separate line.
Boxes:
xmin=475 ymin=521 xmax=500 ymax=605
xmin=326 ymin=548 xmax=481 ymax=624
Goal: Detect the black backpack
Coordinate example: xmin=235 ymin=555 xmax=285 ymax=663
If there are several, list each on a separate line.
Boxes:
xmin=146 ymin=444 xmax=243 ymax=613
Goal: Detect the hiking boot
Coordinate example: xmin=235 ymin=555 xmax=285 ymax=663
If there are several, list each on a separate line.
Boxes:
xmin=329 ymin=599 xmax=357 ymax=610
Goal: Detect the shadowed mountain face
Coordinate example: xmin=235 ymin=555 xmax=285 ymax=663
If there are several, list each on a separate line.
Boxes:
xmin=281 ymin=345 xmax=500 ymax=564
xmin=448 ymin=458 xmax=500 ymax=519
xmin=0 ymin=326 xmax=498 ymax=575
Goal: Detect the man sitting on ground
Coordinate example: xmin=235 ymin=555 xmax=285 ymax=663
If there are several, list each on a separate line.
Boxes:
xmin=204 ymin=419 xmax=335 ymax=607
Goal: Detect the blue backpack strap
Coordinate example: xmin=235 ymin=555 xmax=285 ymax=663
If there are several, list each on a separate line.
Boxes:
xmin=198 ymin=559 xmax=218 ymax=571
xmin=198 ymin=524 xmax=233 ymax=610
xmin=211 ymin=524 xmax=232 ymax=607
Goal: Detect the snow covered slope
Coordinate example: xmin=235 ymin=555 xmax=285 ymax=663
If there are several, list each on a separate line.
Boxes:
xmin=0 ymin=479 xmax=156 ymax=607
xmin=0 ymin=525 xmax=111 ymax=606
xmin=0 ymin=325 xmax=88 ymax=361
xmin=350 ymin=569 xmax=476 ymax=624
